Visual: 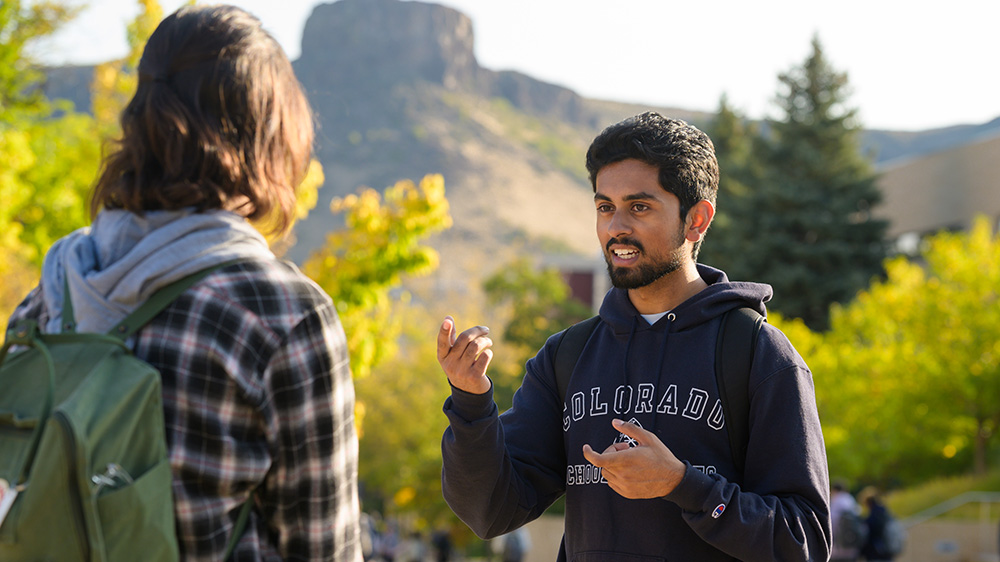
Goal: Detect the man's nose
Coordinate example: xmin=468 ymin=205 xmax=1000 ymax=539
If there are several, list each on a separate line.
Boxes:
xmin=606 ymin=210 xmax=632 ymax=238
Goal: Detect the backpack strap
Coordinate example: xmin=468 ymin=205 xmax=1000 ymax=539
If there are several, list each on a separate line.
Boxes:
xmin=107 ymin=260 xmax=242 ymax=339
xmin=224 ymin=496 xmax=254 ymax=560
xmin=553 ymin=316 xmax=600 ymax=402
xmin=714 ymin=307 xmax=764 ymax=476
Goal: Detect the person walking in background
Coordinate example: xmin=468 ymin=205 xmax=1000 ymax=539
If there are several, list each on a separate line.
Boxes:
xmin=491 ymin=528 xmax=530 ymax=562
xmin=431 ymin=528 xmax=453 ymax=562
xmin=859 ymin=487 xmax=903 ymax=561
xmin=831 ymin=480 xmax=865 ymax=561
xmin=395 ymin=531 xmax=427 ymax=562
xmin=7 ymin=5 xmax=362 ymax=560
xmin=437 ymin=112 xmax=830 ymax=560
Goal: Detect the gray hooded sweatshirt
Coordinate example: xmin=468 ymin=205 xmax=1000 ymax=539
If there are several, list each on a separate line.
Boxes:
xmin=38 ymin=208 xmax=275 ymax=334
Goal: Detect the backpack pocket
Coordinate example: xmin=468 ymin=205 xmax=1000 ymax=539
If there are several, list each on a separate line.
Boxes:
xmin=95 ymin=458 xmax=178 ymax=561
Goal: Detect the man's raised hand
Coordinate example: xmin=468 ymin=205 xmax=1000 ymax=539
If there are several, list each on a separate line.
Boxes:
xmin=437 ymin=316 xmax=493 ymax=394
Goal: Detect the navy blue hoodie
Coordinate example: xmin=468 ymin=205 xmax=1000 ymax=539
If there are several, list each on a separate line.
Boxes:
xmin=441 ymin=265 xmax=831 ymax=561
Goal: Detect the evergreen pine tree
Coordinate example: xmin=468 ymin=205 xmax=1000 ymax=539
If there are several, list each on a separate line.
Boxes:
xmin=700 ymin=95 xmax=763 ymax=273
xmin=739 ymin=36 xmax=887 ymax=330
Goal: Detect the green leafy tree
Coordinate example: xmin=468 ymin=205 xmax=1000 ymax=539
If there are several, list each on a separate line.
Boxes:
xmin=784 ymin=217 xmax=1000 ymax=485
xmin=738 ymin=36 xmax=887 ymax=330
xmin=2 ymin=0 xmax=158 ymax=272
xmin=353 ymin=299 xmax=457 ymax=528
xmin=482 ymin=258 xmax=592 ymax=409
xmin=0 ymin=128 xmax=41 ymax=325
xmin=483 ymin=258 xmax=593 ymax=352
xmin=906 ymin=217 xmax=1000 ymax=474
xmin=303 ymin=174 xmax=453 ymax=380
xmin=0 ymin=0 xmax=87 ymax=332
xmin=0 ymin=1 xmax=78 ymax=122
xmin=303 ymin=175 xmax=459 ymax=533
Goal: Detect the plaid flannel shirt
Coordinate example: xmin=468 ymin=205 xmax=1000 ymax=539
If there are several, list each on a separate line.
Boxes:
xmin=10 ymin=260 xmax=362 ymax=561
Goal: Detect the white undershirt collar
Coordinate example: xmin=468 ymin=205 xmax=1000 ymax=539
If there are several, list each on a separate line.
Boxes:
xmin=641 ymin=311 xmax=671 ymax=325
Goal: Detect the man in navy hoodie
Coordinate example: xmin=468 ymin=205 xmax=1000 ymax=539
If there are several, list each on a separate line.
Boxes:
xmin=437 ymin=112 xmax=831 ymax=561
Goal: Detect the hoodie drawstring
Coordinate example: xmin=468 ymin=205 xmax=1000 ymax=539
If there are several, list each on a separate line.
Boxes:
xmin=648 ymin=316 xmax=674 ymax=436
xmin=620 ymin=314 xmax=674 ymax=438
xmin=622 ymin=316 xmax=639 ymax=391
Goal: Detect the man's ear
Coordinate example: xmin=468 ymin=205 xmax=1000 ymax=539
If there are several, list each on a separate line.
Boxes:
xmin=685 ymin=200 xmax=715 ymax=242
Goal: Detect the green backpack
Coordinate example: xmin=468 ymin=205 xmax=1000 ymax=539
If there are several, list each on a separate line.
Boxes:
xmin=0 ymin=265 xmax=248 ymax=561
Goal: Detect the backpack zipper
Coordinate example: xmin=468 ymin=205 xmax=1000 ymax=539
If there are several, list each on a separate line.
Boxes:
xmin=54 ymin=412 xmax=91 ymax=562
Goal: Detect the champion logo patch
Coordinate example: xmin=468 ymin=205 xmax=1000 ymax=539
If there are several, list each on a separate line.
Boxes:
xmin=711 ymin=503 xmax=726 ymax=519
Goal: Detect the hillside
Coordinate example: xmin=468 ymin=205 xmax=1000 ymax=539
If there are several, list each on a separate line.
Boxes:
xmin=286 ymin=0 xmax=711 ymax=286
xmin=864 ymin=117 xmax=1000 ymax=167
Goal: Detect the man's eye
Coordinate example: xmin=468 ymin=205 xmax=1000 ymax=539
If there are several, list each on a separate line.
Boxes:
xmin=597 ymin=204 xmax=613 ymax=213
xmin=632 ymin=203 xmax=649 ymax=212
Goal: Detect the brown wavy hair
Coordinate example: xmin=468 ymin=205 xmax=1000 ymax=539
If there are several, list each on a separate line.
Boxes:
xmin=91 ymin=5 xmax=314 ymax=236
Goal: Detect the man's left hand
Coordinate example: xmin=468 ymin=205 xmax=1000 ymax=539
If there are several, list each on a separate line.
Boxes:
xmin=582 ymin=418 xmax=687 ymax=499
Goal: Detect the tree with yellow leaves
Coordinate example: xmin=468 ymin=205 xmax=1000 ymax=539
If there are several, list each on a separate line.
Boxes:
xmin=303 ymin=174 xmax=453 ymax=379
xmin=0 ymin=0 xmax=91 ymax=331
xmin=781 ymin=216 xmax=1000 ymax=485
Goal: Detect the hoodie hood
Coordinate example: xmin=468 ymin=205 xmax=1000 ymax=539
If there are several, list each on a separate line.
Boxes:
xmin=40 ymin=208 xmax=275 ymax=334
xmin=599 ymin=264 xmax=772 ymax=335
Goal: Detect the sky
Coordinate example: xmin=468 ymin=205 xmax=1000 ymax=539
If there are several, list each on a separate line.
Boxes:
xmin=31 ymin=0 xmax=1000 ymax=132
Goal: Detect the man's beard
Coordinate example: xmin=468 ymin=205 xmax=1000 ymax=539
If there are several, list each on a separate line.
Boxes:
xmin=605 ymin=231 xmax=687 ymax=290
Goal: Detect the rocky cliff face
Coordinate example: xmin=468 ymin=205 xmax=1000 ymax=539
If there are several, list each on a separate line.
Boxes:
xmin=288 ymin=0 xmax=620 ymax=271
xmin=300 ymin=0 xmax=479 ymax=95
xmin=295 ymin=0 xmax=593 ymax=131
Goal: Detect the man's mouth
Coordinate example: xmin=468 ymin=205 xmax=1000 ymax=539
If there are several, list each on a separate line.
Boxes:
xmin=613 ymin=249 xmax=639 ymax=259
xmin=607 ymin=238 xmax=642 ymax=264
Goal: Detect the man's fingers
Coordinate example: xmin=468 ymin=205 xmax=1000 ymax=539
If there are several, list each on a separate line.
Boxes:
xmin=450 ymin=325 xmax=491 ymax=362
xmin=435 ymin=317 xmax=495 ymax=394
xmin=582 ymin=444 xmax=602 ymax=466
xmin=437 ymin=318 xmax=492 ymax=361
xmin=583 ymin=440 xmax=632 ymax=467
xmin=436 ymin=316 xmax=456 ymax=361
xmin=463 ymin=334 xmax=493 ymax=363
xmin=473 ymin=348 xmax=494 ymax=373
xmin=612 ymin=418 xmax=655 ymax=446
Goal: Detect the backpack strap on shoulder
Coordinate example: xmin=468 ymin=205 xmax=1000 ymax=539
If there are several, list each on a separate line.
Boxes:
xmin=224 ymin=495 xmax=255 ymax=560
xmin=715 ymin=307 xmax=764 ymax=476
xmin=553 ymin=316 xmax=600 ymax=402
xmin=108 ymin=260 xmax=242 ymax=340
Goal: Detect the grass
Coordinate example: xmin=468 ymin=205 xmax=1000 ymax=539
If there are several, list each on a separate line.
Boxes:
xmin=886 ymin=469 xmax=1000 ymax=521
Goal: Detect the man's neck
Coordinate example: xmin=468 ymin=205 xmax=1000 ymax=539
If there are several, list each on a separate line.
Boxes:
xmin=627 ymin=263 xmax=707 ymax=314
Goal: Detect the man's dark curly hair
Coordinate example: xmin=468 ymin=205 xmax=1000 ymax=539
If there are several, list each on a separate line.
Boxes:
xmin=586 ymin=111 xmax=719 ymax=218
xmin=586 ymin=112 xmax=719 ymax=260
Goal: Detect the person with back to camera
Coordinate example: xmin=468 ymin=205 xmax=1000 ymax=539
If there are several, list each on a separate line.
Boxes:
xmin=859 ymin=487 xmax=900 ymax=562
xmin=436 ymin=112 xmax=831 ymax=560
xmin=7 ymin=5 xmax=362 ymax=560
xmin=831 ymin=480 xmax=864 ymax=561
